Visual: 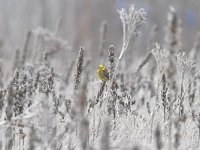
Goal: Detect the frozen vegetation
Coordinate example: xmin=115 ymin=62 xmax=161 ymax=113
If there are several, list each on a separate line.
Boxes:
xmin=0 ymin=1 xmax=200 ymax=150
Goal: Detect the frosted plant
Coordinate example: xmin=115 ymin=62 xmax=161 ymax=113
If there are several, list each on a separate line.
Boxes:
xmin=175 ymin=52 xmax=195 ymax=117
xmin=164 ymin=6 xmax=182 ymax=54
xmin=0 ymin=59 xmax=3 ymax=88
xmin=147 ymin=25 xmax=158 ymax=51
xmin=118 ymin=4 xmax=146 ymax=61
xmin=110 ymin=4 xmax=146 ymax=88
xmin=0 ymin=89 xmax=5 ymax=120
xmin=190 ymin=32 xmax=200 ymax=60
xmin=152 ymin=43 xmax=169 ymax=74
xmin=32 ymin=27 xmax=71 ymax=51
xmin=21 ymin=31 xmax=32 ymax=67
xmin=175 ymin=52 xmax=195 ymax=77
xmin=31 ymin=27 xmax=72 ymax=62
xmin=74 ymin=47 xmax=84 ymax=92
xmin=99 ymin=20 xmax=107 ymax=58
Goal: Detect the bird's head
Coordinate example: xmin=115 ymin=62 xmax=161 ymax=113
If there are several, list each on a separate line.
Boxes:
xmin=98 ymin=64 xmax=104 ymax=70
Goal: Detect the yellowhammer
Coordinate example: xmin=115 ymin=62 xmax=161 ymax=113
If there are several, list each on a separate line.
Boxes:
xmin=96 ymin=64 xmax=109 ymax=81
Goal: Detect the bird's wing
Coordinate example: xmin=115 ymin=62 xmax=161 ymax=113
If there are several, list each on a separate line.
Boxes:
xmin=103 ymin=70 xmax=109 ymax=79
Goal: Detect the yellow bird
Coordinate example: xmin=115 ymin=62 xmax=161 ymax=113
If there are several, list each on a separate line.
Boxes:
xmin=96 ymin=64 xmax=109 ymax=82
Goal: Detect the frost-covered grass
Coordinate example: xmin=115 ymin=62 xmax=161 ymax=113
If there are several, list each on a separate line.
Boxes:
xmin=0 ymin=3 xmax=200 ymax=150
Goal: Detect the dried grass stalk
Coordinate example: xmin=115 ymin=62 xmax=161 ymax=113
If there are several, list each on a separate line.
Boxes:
xmin=74 ymin=47 xmax=84 ymax=92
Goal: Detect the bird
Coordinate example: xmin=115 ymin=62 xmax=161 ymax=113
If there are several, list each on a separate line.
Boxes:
xmin=96 ymin=64 xmax=109 ymax=82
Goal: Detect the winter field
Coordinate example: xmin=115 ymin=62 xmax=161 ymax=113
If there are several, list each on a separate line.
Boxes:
xmin=0 ymin=0 xmax=200 ymax=150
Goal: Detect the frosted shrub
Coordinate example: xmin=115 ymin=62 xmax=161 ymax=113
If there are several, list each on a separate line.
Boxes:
xmin=152 ymin=43 xmax=169 ymax=74
xmin=110 ymin=4 xmax=146 ymax=91
xmin=118 ymin=4 xmax=146 ymax=61
xmin=175 ymin=52 xmax=195 ymax=77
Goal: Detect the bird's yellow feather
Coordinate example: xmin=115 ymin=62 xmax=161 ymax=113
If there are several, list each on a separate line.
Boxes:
xmin=96 ymin=65 xmax=109 ymax=81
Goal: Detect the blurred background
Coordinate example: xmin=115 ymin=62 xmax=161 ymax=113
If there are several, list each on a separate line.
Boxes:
xmin=0 ymin=0 xmax=199 ymax=69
